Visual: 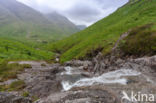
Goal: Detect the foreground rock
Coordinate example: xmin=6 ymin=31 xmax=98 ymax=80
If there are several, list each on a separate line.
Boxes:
xmin=1 ymin=55 xmax=156 ymax=103
xmin=0 ymin=92 xmax=32 ymax=103
xmin=37 ymin=88 xmax=120 ymax=103
xmin=16 ymin=62 xmax=64 ymax=98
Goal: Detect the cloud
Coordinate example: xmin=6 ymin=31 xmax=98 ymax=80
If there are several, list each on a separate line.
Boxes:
xmin=65 ymin=3 xmax=101 ymax=22
xmin=17 ymin=0 xmax=128 ymax=26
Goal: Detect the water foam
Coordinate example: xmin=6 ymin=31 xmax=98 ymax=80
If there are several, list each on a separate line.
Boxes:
xmin=62 ymin=69 xmax=141 ymax=91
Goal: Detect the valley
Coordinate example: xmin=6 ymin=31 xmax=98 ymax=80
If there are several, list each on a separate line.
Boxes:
xmin=0 ymin=0 xmax=156 ymax=103
xmin=0 ymin=0 xmax=81 ymax=62
xmin=49 ymin=0 xmax=156 ymax=62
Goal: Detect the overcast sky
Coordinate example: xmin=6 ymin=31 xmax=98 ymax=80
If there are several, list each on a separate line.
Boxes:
xmin=17 ymin=0 xmax=128 ymax=26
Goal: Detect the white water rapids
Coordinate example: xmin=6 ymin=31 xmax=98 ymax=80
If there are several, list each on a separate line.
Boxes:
xmin=61 ymin=67 xmax=141 ymax=91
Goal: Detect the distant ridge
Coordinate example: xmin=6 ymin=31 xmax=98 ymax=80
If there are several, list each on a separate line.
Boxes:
xmin=0 ymin=0 xmax=79 ymax=41
xmin=46 ymin=12 xmax=79 ymax=35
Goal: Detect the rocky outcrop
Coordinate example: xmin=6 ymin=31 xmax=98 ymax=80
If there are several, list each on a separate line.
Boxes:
xmin=0 ymin=92 xmax=32 ymax=103
xmin=65 ymin=60 xmax=92 ymax=67
xmin=17 ymin=62 xmax=64 ymax=98
xmin=90 ymin=31 xmax=156 ymax=75
xmin=91 ymin=52 xmax=156 ymax=79
xmin=112 ymin=32 xmax=129 ymax=51
xmin=134 ymin=55 xmax=156 ymax=67
xmin=36 ymin=88 xmax=120 ymax=103
xmin=1 ymin=54 xmax=156 ymax=103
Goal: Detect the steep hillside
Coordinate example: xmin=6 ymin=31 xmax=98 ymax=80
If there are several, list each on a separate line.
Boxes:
xmin=49 ymin=0 xmax=156 ymax=62
xmin=46 ymin=12 xmax=79 ymax=35
xmin=119 ymin=23 xmax=156 ymax=56
xmin=0 ymin=38 xmax=53 ymax=62
xmin=0 ymin=0 xmax=79 ymax=42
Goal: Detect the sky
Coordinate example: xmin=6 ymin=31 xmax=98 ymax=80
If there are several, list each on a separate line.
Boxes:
xmin=17 ymin=0 xmax=128 ymax=26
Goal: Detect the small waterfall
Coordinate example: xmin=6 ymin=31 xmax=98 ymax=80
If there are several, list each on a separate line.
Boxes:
xmin=61 ymin=66 xmax=73 ymax=75
xmin=62 ymin=68 xmax=141 ymax=91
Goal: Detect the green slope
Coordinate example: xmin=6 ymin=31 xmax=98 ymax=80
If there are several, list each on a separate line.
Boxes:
xmin=0 ymin=0 xmax=79 ymax=42
xmin=49 ymin=0 xmax=156 ymax=62
xmin=0 ymin=37 xmax=53 ymax=62
xmin=46 ymin=12 xmax=79 ymax=36
xmin=119 ymin=23 xmax=156 ymax=56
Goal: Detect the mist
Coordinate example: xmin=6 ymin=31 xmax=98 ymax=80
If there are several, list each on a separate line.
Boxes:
xmin=17 ymin=0 xmax=128 ymax=26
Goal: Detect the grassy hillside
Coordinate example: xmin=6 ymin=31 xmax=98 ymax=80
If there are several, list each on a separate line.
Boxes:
xmin=119 ymin=23 xmax=156 ymax=56
xmin=46 ymin=12 xmax=79 ymax=36
xmin=0 ymin=0 xmax=79 ymax=43
xmin=0 ymin=0 xmax=80 ymax=62
xmin=0 ymin=0 xmax=58 ymax=41
xmin=0 ymin=38 xmax=53 ymax=62
xmin=49 ymin=0 xmax=156 ymax=62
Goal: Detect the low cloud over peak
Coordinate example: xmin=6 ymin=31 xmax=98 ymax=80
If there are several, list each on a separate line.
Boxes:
xmin=17 ymin=0 xmax=128 ymax=26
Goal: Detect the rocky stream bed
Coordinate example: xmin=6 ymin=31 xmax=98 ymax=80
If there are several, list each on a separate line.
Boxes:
xmin=0 ymin=55 xmax=156 ymax=103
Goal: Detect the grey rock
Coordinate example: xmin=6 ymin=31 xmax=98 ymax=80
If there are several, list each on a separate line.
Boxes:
xmin=0 ymin=92 xmax=32 ymax=103
xmin=65 ymin=60 xmax=92 ymax=67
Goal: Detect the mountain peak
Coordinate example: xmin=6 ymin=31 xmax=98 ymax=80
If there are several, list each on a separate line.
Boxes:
xmin=46 ymin=12 xmax=79 ymax=34
xmin=0 ymin=0 xmax=79 ymax=41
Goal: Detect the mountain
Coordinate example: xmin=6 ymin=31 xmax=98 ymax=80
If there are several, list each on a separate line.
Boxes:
xmin=45 ymin=12 xmax=79 ymax=35
xmin=76 ymin=25 xmax=87 ymax=30
xmin=0 ymin=0 xmax=79 ymax=42
xmin=49 ymin=0 xmax=156 ymax=62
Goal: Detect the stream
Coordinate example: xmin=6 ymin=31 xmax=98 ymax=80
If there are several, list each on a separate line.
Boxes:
xmin=1 ymin=58 xmax=156 ymax=103
xmin=61 ymin=67 xmax=141 ymax=91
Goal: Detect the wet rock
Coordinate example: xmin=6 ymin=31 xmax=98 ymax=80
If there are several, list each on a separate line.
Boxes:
xmin=135 ymin=55 xmax=156 ymax=66
xmin=37 ymin=89 xmax=120 ymax=103
xmin=15 ymin=62 xmax=65 ymax=98
xmin=12 ymin=97 xmax=32 ymax=103
xmin=65 ymin=98 xmax=91 ymax=103
xmin=116 ymin=58 xmax=123 ymax=64
xmin=81 ymin=72 xmax=93 ymax=78
xmin=151 ymin=64 xmax=156 ymax=71
xmin=4 ymin=55 xmax=156 ymax=103
xmin=28 ymin=80 xmax=62 ymax=98
xmin=0 ymin=92 xmax=32 ymax=103
xmin=65 ymin=60 xmax=92 ymax=67
xmin=50 ymin=67 xmax=61 ymax=74
xmin=126 ymin=76 xmax=139 ymax=84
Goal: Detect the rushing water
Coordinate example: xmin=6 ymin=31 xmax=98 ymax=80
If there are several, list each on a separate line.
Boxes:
xmin=62 ymin=68 xmax=141 ymax=91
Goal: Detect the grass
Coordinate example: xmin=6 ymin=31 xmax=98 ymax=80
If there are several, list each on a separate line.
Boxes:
xmin=41 ymin=63 xmax=46 ymax=67
xmin=22 ymin=91 xmax=30 ymax=97
xmin=119 ymin=23 xmax=156 ymax=56
xmin=0 ymin=80 xmax=26 ymax=91
xmin=0 ymin=61 xmax=29 ymax=92
xmin=0 ymin=0 xmax=80 ymax=62
xmin=22 ymin=64 xmax=32 ymax=68
xmin=8 ymin=80 xmax=26 ymax=91
xmin=0 ymin=61 xmax=32 ymax=81
xmin=0 ymin=37 xmax=54 ymax=61
xmin=48 ymin=0 xmax=156 ymax=62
